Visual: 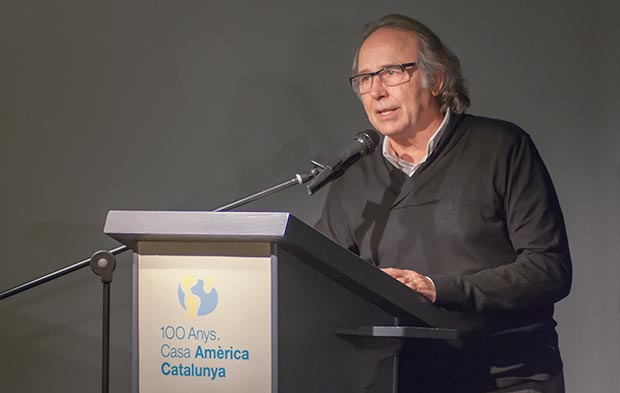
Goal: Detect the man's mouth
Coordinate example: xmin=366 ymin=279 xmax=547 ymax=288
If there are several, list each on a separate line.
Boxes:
xmin=376 ymin=107 xmax=398 ymax=116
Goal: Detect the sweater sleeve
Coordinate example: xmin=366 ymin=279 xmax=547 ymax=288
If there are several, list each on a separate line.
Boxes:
xmin=432 ymin=133 xmax=572 ymax=312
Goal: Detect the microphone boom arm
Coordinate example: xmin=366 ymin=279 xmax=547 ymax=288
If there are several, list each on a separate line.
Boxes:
xmin=0 ymin=164 xmax=322 ymax=301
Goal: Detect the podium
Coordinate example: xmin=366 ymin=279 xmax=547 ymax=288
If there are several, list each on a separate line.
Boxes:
xmin=104 ymin=211 xmax=481 ymax=393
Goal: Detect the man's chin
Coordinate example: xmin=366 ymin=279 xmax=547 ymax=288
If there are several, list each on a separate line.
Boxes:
xmin=374 ymin=127 xmax=406 ymax=138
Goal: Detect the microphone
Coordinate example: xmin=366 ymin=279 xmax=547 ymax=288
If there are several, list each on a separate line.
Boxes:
xmin=306 ymin=129 xmax=381 ymax=195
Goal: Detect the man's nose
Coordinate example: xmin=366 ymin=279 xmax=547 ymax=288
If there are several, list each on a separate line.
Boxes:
xmin=368 ymin=76 xmax=387 ymax=99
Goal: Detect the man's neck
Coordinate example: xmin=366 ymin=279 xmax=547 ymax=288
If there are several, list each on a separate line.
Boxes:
xmin=389 ymin=113 xmax=446 ymax=163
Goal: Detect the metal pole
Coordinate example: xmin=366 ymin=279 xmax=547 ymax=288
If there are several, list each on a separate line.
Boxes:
xmin=102 ymin=281 xmax=111 ymax=393
xmin=90 ymin=250 xmax=116 ymax=393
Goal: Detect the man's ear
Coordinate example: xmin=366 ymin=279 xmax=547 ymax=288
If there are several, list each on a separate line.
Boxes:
xmin=431 ymin=71 xmax=445 ymax=96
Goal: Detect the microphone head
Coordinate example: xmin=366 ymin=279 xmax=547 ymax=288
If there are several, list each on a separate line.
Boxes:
xmin=354 ymin=129 xmax=381 ymax=156
xmin=306 ymin=129 xmax=381 ymax=196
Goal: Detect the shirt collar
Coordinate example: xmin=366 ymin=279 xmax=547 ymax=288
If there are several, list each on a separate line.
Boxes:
xmin=382 ymin=110 xmax=451 ymax=177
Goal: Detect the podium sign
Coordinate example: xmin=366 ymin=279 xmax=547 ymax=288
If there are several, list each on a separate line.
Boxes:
xmin=136 ymin=242 xmax=272 ymax=393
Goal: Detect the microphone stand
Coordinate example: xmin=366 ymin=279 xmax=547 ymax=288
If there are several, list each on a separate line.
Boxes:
xmin=0 ymin=163 xmax=323 ymax=393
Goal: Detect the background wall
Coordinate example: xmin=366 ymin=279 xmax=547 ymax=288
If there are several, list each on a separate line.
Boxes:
xmin=1 ymin=1 xmax=618 ymax=392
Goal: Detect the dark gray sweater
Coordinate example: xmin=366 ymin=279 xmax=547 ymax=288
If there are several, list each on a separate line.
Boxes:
xmin=316 ymin=113 xmax=572 ymax=390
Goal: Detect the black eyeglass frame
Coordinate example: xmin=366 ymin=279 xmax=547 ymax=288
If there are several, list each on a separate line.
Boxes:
xmin=349 ymin=62 xmax=418 ymax=93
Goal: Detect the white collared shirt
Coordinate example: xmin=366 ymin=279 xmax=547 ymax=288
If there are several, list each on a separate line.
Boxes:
xmin=382 ymin=110 xmax=451 ymax=177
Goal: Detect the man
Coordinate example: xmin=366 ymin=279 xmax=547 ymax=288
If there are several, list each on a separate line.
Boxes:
xmin=316 ymin=14 xmax=571 ymax=393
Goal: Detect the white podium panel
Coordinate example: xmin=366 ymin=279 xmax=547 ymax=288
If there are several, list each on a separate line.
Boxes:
xmin=136 ymin=242 xmax=272 ymax=393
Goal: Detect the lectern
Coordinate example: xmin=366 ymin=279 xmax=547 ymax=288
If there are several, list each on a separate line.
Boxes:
xmin=104 ymin=211 xmax=477 ymax=393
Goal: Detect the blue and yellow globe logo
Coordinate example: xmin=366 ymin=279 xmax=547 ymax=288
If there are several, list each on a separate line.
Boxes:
xmin=177 ymin=275 xmax=219 ymax=317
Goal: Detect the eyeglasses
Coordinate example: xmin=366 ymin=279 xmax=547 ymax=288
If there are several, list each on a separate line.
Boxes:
xmin=349 ymin=62 xmax=417 ymax=94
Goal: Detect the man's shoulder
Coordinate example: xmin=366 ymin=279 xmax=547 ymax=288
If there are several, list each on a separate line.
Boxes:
xmin=462 ymin=113 xmax=527 ymax=134
xmin=458 ymin=113 xmax=533 ymax=146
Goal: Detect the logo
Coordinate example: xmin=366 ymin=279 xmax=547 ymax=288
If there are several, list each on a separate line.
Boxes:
xmin=177 ymin=275 xmax=219 ymax=317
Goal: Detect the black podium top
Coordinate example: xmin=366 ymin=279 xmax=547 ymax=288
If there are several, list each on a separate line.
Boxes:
xmin=104 ymin=210 xmax=542 ymax=336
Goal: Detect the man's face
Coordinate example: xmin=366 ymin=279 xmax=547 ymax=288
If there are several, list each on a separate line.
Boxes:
xmin=357 ymin=28 xmax=442 ymax=138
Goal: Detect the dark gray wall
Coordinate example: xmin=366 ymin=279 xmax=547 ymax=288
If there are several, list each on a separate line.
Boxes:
xmin=1 ymin=1 xmax=618 ymax=392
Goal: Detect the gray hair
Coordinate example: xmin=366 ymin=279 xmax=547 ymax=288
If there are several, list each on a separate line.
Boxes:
xmin=352 ymin=14 xmax=470 ymax=114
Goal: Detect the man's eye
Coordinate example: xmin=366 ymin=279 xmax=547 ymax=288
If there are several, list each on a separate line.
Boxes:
xmin=359 ymin=75 xmax=372 ymax=83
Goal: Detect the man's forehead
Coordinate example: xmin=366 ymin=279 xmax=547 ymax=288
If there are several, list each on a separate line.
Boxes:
xmin=357 ymin=28 xmax=419 ymax=71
